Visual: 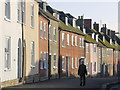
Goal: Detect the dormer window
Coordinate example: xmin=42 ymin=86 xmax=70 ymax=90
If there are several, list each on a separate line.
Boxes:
xmin=103 ymin=36 xmax=105 ymax=42
xmin=96 ymin=34 xmax=98 ymax=42
xmin=92 ymin=33 xmax=95 ymax=39
xmin=73 ymin=18 xmax=76 ymax=27
xmin=53 ymin=13 xmax=59 ymax=20
xmin=83 ymin=28 xmax=86 ymax=34
xmin=77 ymin=26 xmax=80 ymax=30
xmin=53 ymin=13 xmax=56 ymax=17
xmin=43 ymin=3 xmax=46 ymax=11
xmin=65 ymin=17 xmax=68 ymax=25
xmin=57 ymin=14 xmax=59 ymax=20
xmin=110 ymin=39 xmax=112 ymax=45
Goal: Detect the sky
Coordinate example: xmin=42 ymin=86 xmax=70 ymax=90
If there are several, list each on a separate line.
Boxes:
xmin=42 ymin=0 xmax=119 ymax=32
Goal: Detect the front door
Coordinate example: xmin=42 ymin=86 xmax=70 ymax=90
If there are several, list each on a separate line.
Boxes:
xmin=48 ymin=55 xmax=51 ymax=79
xmin=66 ymin=56 xmax=70 ymax=77
xmin=18 ymin=39 xmax=22 ymax=79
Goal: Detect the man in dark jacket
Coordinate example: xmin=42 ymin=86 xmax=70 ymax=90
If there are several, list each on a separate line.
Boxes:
xmin=78 ymin=60 xmax=87 ymax=86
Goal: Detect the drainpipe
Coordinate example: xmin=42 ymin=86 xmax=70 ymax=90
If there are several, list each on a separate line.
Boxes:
xmin=21 ymin=1 xmax=25 ymax=83
xmin=100 ymin=47 xmax=102 ymax=77
xmin=48 ymin=21 xmax=50 ymax=80
xmin=58 ymin=28 xmax=61 ymax=79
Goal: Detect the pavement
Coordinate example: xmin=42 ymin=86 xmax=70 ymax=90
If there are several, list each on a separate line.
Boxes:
xmin=5 ymin=77 xmax=119 ymax=89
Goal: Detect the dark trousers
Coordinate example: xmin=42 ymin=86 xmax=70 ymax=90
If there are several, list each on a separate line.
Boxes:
xmin=80 ymin=75 xmax=86 ymax=86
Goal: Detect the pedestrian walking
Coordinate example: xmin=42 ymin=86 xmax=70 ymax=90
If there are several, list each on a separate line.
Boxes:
xmin=78 ymin=60 xmax=87 ymax=86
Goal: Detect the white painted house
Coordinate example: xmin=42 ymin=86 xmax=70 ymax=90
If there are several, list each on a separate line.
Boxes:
xmin=0 ymin=0 xmax=23 ymax=87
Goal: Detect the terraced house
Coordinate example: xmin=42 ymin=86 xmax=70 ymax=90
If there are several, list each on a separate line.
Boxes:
xmin=58 ymin=12 xmax=85 ymax=78
xmin=0 ymin=0 xmax=23 ymax=87
xmin=23 ymin=0 xmax=40 ymax=83
xmin=76 ymin=17 xmax=99 ymax=77
xmin=38 ymin=8 xmax=49 ymax=81
xmin=39 ymin=2 xmax=59 ymax=79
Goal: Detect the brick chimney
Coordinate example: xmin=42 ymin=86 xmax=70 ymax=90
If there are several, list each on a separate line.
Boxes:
xmin=93 ymin=22 xmax=99 ymax=32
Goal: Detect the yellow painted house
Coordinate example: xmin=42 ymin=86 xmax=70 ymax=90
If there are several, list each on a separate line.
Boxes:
xmin=23 ymin=0 xmax=40 ymax=83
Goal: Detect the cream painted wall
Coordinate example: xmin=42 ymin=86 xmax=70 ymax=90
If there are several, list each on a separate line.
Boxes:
xmin=90 ymin=43 xmax=98 ymax=75
xmin=1 ymin=1 xmax=22 ymax=82
xmin=0 ymin=1 xmax=2 ymax=85
xmin=23 ymin=1 xmax=39 ymax=76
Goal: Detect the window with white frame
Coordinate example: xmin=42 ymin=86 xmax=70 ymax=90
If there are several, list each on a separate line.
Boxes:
xmin=17 ymin=0 xmax=21 ymax=22
xmin=94 ymin=44 xmax=96 ymax=52
xmin=62 ymin=33 xmax=65 ymax=47
xmin=31 ymin=41 xmax=35 ymax=66
xmin=62 ymin=56 xmax=65 ymax=70
xmin=49 ymin=25 xmax=52 ymax=40
xmin=72 ymin=35 xmax=74 ymax=46
xmin=75 ymin=58 xmax=78 ymax=68
xmin=75 ymin=36 xmax=78 ymax=46
xmin=53 ymin=54 xmax=56 ymax=68
xmin=94 ymin=62 xmax=96 ymax=72
xmin=53 ymin=27 xmax=56 ymax=41
xmin=67 ymin=34 xmax=70 ymax=46
xmin=31 ymin=4 xmax=34 ymax=28
xmin=5 ymin=37 xmax=11 ymax=69
xmin=44 ymin=52 xmax=47 ymax=69
xmin=5 ymin=0 xmax=10 ymax=20
xmin=86 ymin=43 xmax=89 ymax=53
xmin=99 ymin=48 xmax=101 ymax=58
xmin=40 ymin=21 xmax=43 ymax=38
xmin=21 ymin=0 xmax=25 ymax=24
xmin=77 ymin=58 xmax=79 ymax=68
xmin=80 ymin=38 xmax=82 ymax=47
xmin=44 ymin=23 xmax=47 ymax=39
xmin=40 ymin=52 xmax=43 ymax=69
xmin=72 ymin=57 xmax=74 ymax=69
xmin=82 ymin=38 xmax=84 ymax=48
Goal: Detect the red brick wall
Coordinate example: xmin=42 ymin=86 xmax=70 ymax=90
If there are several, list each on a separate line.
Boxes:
xmin=60 ymin=30 xmax=85 ymax=77
xmin=39 ymin=15 xmax=49 ymax=77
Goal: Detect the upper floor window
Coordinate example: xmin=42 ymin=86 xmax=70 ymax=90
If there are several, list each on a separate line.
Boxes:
xmin=21 ymin=0 xmax=25 ymax=24
xmin=17 ymin=0 xmax=25 ymax=23
xmin=53 ymin=27 xmax=57 ymax=41
xmin=53 ymin=54 xmax=57 ymax=68
xmin=75 ymin=36 xmax=78 ymax=46
xmin=86 ymin=43 xmax=89 ymax=53
xmin=94 ymin=44 xmax=96 ymax=52
xmin=82 ymin=38 xmax=84 ymax=48
xmin=40 ymin=21 xmax=43 ymax=38
xmin=31 ymin=4 xmax=34 ymax=28
xmin=43 ymin=23 xmax=47 ymax=39
xmin=72 ymin=35 xmax=74 ymax=46
xmin=67 ymin=34 xmax=70 ymax=46
xmin=5 ymin=37 xmax=11 ymax=70
xmin=62 ymin=33 xmax=65 ymax=47
xmin=79 ymin=38 xmax=82 ymax=47
xmin=49 ymin=25 xmax=52 ymax=41
xmin=5 ymin=0 xmax=11 ymax=20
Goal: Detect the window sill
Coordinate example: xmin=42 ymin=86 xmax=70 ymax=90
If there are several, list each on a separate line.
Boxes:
xmin=49 ymin=39 xmax=52 ymax=41
xmin=53 ymin=40 xmax=57 ymax=42
xmin=4 ymin=68 xmax=11 ymax=72
xmin=53 ymin=66 xmax=57 ymax=69
xmin=31 ymin=65 xmax=35 ymax=68
xmin=30 ymin=26 xmax=34 ymax=29
xmin=4 ymin=17 xmax=11 ymax=22
xmin=62 ymin=69 xmax=65 ymax=71
xmin=40 ymin=68 xmax=43 ymax=70
xmin=62 ymin=46 xmax=65 ymax=48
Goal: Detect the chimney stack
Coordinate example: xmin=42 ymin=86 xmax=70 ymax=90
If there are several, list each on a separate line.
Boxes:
xmin=93 ymin=22 xmax=99 ymax=32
